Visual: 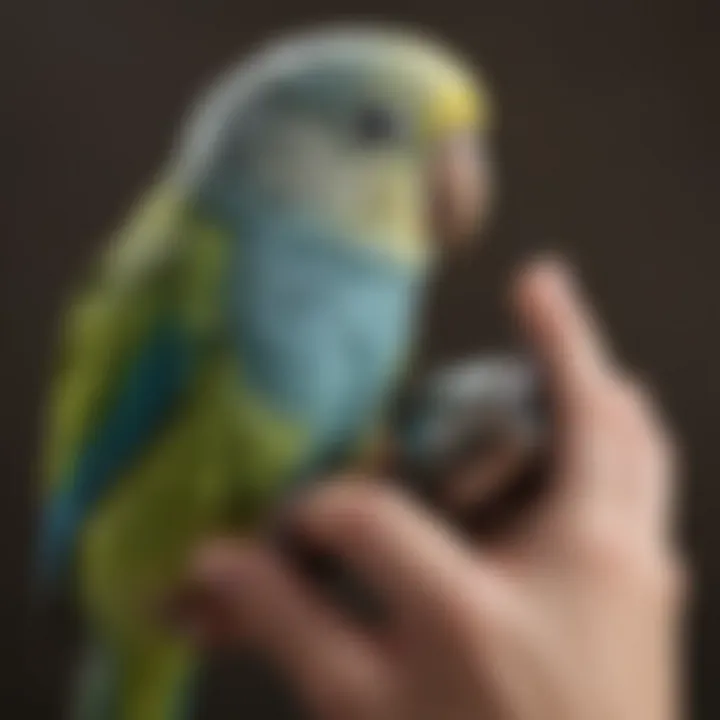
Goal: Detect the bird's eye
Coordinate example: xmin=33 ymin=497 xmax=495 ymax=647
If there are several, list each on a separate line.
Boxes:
xmin=354 ymin=105 xmax=402 ymax=144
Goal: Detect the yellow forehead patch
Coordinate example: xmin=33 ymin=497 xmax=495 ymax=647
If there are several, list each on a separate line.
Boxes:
xmin=388 ymin=37 xmax=492 ymax=139
xmin=427 ymin=79 xmax=484 ymax=138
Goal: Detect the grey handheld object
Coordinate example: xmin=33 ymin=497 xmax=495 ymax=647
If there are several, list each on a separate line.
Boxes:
xmin=393 ymin=354 xmax=550 ymax=535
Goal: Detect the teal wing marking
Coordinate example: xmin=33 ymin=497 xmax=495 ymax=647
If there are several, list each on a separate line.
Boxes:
xmin=36 ymin=321 xmax=192 ymax=591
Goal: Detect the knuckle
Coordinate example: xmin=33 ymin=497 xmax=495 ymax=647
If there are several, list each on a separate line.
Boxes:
xmin=308 ymin=476 xmax=385 ymax=518
xmin=313 ymin=479 xmax=397 ymax=542
xmin=322 ymin=473 xmax=381 ymax=501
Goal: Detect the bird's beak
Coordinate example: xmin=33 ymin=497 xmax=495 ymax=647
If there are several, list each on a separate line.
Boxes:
xmin=429 ymin=131 xmax=493 ymax=249
xmin=425 ymin=80 xmax=494 ymax=249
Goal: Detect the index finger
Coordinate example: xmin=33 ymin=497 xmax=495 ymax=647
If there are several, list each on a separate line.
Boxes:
xmin=511 ymin=257 xmax=613 ymax=412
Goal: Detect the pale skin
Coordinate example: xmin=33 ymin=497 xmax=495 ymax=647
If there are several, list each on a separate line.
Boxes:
xmin=177 ymin=259 xmax=686 ymax=720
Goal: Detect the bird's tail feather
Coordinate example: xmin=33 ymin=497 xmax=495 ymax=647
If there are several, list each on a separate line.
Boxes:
xmin=72 ymin=637 xmax=197 ymax=720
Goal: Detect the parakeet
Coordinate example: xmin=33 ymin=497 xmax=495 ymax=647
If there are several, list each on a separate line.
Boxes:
xmin=36 ymin=26 xmax=493 ymax=720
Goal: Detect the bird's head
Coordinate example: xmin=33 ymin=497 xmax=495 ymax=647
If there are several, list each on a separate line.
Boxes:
xmin=176 ymin=26 xmax=494 ymax=267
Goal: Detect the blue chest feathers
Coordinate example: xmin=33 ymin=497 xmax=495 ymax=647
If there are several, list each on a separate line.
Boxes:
xmin=227 ymin=212 xmax=424 ymax=460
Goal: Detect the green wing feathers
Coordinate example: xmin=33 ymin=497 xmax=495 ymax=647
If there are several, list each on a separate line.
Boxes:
xmin=43 ymin=184 xmax=189 ymax=491
xmin=37 ymin=183 xmax=228 ymax=590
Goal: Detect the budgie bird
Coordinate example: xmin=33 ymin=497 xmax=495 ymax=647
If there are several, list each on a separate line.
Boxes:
xmin=36 ymin=26 xmax=493 ymax=720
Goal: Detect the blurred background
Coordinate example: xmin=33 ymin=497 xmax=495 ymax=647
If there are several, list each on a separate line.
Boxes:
xmin=2 ymin=0 xmax=717 ymax=717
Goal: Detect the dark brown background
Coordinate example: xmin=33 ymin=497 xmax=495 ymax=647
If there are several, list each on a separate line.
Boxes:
xmin=3 ymin=1 xmax=718 ymax=717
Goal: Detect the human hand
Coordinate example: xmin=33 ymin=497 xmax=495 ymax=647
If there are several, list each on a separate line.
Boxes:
xmin=177 ymin=259 xmax=686 ymax=720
